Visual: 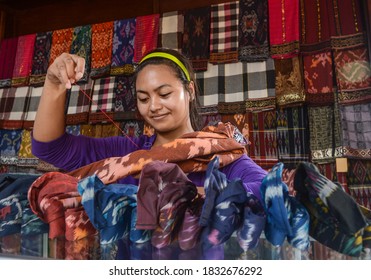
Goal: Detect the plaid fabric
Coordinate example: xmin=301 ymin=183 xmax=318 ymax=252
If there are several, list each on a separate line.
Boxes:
xmin=111 ymin=18 xmax=136 ymax=76
xmin=29 ymin=31 xmax=52 ymax=87
xmin=347 ymin=159 xmax=371 ymax=209
xmin=334 ymin=47 xmax=371 ymax=105
xmin=0 ymin=129 xmax=23 ymax=166
xmin=90 ymin=21 xmax=114 ymax=79
xmin=308 ymin=105 xmax=343 ymax=163
xmin=0 ymin=37 xmax=18 ymax=88
xmin=113 ymin=75 xmax=137 ymax=121
xmin=49 ymin=28 xmax=73 ymax=65
xmin=133 ymin=14 xmax=160 ymax=63
xmin=303 ymin=51 xmax=334 ymax=106
xmin=11 ymin=34 xmax=36 ymax=87
xmin=89 ymin=77 xmax=115 ymax=124
xmin=196 ymin=59 xmax=275 ymax=107
xmin=246 ymin=108 xmax=278 ymax=170
xmin=158 ymin=11 xmax=184 ymax=52
xmin=182 ymin=6 xmax=211 ymax=71
xmin=0 ymin=87 xmax=31 ymax=129
xmin=66 ymin=78 xmax=95 ymax=125
xmin=70 ymin=25 xmax=92 ymax=83
xmin=268 ymin=0 xmax=299 ymax=59
xmin=340 ymin=102 xmax=371 ymax=159
xmin=238 ymin=0 xmax=269 ymax=62
xmin=274 ymin=56 xmax=305 ymax=107
xmin=276 ymin=106 xmax=310 ymax=168
xmin=23 ymin=86 xmax=43 ymax=129
xmin=209 ymin=1 xmax=239 ymax=64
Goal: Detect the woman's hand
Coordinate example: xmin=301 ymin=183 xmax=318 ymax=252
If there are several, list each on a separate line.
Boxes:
xmin=46 ymin=53 xmax=86 ymax=89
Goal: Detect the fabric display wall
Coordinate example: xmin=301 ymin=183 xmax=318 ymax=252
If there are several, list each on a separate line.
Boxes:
xmin=0 ymin=0 xmax=371 ymax=259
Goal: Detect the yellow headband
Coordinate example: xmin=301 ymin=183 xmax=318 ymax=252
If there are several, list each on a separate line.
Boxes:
xmin=139 ymin=52 xmax=191 ymax=81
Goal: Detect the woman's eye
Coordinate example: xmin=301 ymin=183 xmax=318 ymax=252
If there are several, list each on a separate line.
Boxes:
xmin=138 ymin=97 xmax=149 ymax=103
xmin=160 ymin=92 xmax=171 ymax=98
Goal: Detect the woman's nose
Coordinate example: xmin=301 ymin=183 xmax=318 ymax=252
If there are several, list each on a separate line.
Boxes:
xmin=149 ymin=96 xmax=162 ymax=111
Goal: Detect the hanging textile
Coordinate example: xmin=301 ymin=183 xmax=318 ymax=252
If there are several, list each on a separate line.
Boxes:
xmin=118 ymin=120 xmax=144 ymax=138
xmin=308 ymin=105 xmax=342 ymax=163
xmin=182 ymin=6 xmax=211 ymax=71
xmin=49 ymin=27 xmax=74 ymax=65
xmin=11 ymin=34 xmax=36 ymax=87
xmin=238 ymin=0 xmax=269 ymax=62
xmin=70 ymin=25 xmax=92 ymax=83
xmin=339 ymin=102 xmax=371 ymax=159
xmin=90 ymin=21 xmax=114 ymax=79
xmin=80 ymin=123 xmax=120 ymax=138
xmin=17 ymin=129 xmax=39 ymax=168
xmin=347 ymin=159 xmax=371 ymax=210
xmin=274 ymin=56 xmax=306 ymax=107
xmin=113 ymin=75 xmax=137 ymax=121
xmin=110 ymin=18 xmax=136 ymax=76
xmin=246 ymin=108 xmax=278 ymax=170
xmin=299 ymin=0 xmax=333 ymax=54
xmin=303 ymin=51 xmax=335 ymax=106
xmin=0 ymin=87 xmax=31 ymax=129
xmin=29 ymin=31 xmax=52 ymax=87
xmin=209 ymin=1 xmax=239 ymax=64
xmin=133 ymin=14 xmax=160 ymax=63
xmin=316 ymin=162 xmax=349 ymax=193
xmin=0 ymin=37 xmax=18 ymax=88
xmin=89 ymin=76 xmax=115 ymax=124
xmin=158 ymin=11 xmax=184 ymax=52
xmin=23 ymin=86 xmax=43 ymax=129
xmin=66 ymin=78 xmax=94 ymax=125
xmin=268 ymin=0 xmax=300 ymax=59
xmin=0 ymin=129 xmax=23 ymax=166
xmin=334 ymin=47 xmax=371 ymax=105
xmin=276 ymin=106 xmax=310 ymax=169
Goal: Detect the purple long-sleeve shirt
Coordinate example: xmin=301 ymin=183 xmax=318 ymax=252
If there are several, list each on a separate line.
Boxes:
xmin=31 ymin=132 xmax=267 ymax=201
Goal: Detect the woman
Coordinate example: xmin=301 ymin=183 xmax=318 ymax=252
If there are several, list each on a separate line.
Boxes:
xmin=31 ymin=48 xmax=267 ymax=200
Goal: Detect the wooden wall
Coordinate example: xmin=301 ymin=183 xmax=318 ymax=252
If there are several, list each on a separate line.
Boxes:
xmin=0 ymin=0 xmax=229 ymax=38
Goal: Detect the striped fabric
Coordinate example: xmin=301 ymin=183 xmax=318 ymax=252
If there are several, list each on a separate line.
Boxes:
xmin=11 ymin=34 xmax=36 ymax=87
xmin=0 ymin=37 xmax=18 ymax=88
xmin=23 ymin=86 xmax=43 ymax=129
xmin=158 ymin=11 xmax=184 ymax=52
xmin=133 ymin=14 xmax=160 ymax=63
xmin=209 ymin=1 xmax=239 ymax=64
xmin=0 ymin=87 xmax=31 ymax=129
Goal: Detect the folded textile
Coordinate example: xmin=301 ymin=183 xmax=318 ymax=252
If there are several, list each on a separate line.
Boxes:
xmin=77 ymin=174 xmax=149 ymax=244
xmin=200 ymin=156 xmax=249 ymax=250
xmin=260 ymin=162 xmax=310 ymax=250
xmin=27 ymin=172 xmax=96 ymax=241
xmin=68 ymin=122 xmax=246 ymax=184
xmin=294 ymin=161 xmax=369 ymax=257
xmin=137 ymin=160 xmax=197 ymax=248
xmin=0 ymin=37 xmax=18 ymax=88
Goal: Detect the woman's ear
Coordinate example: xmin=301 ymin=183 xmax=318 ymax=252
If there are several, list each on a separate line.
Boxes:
xmin=188 ymin=81 xmax=195 ymax=101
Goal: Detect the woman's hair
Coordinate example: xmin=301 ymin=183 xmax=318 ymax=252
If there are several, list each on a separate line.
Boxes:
xmin=134 ymin=48 xmax=202 ymax=131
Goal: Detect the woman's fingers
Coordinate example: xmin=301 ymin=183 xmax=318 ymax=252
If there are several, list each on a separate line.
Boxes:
xmin=47 ymin=53 xmax=86 ymax=89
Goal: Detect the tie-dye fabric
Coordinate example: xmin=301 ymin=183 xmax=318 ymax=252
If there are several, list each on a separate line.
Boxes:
xmin=260 ymin=162 xmax=310 ymax=250
xmin=294 ymin=161 xmax=370 ymax=257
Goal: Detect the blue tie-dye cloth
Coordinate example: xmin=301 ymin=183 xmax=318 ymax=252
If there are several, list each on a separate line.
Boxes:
xmin=200 ymin=157 xmax=265 ymax=251
xmin=77 ymin=175 xmax=151 ymax=244
xmin=260 ymin=162 xmax=310 ymax=250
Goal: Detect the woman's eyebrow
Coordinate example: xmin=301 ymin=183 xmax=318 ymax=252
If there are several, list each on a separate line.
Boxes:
xmin=136 ymin=84 xmax=172 ymax=94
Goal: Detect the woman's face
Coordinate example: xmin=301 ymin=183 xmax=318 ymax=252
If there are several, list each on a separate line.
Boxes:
xmin=136 ymin=64 xmax=194 ymax=137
